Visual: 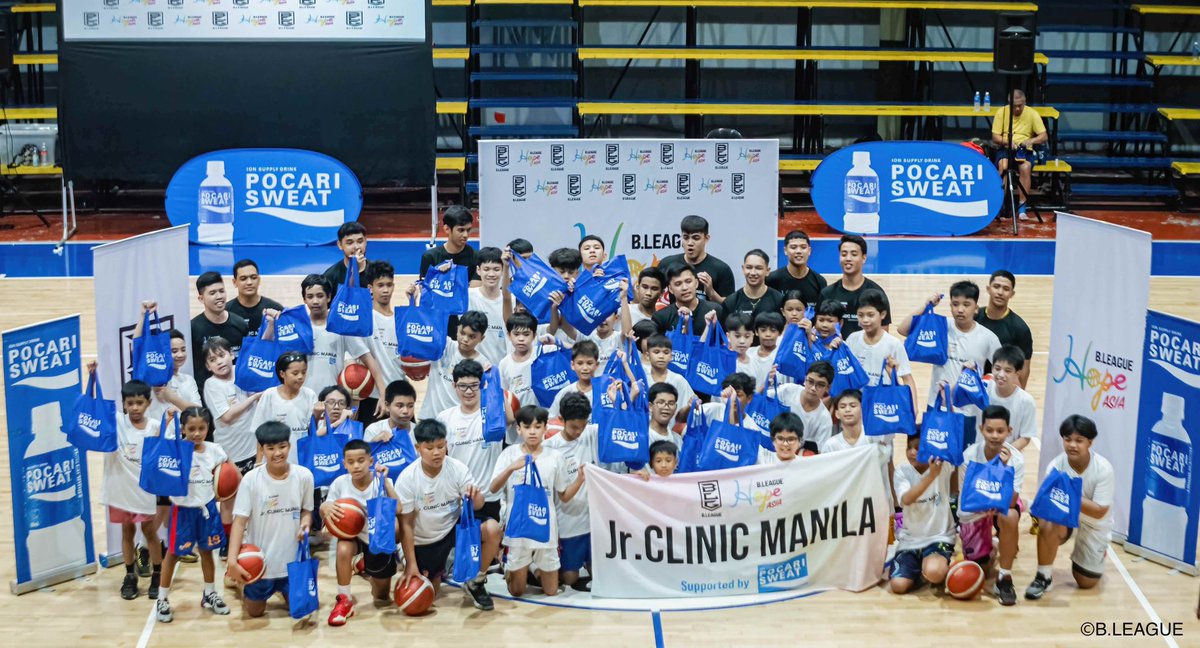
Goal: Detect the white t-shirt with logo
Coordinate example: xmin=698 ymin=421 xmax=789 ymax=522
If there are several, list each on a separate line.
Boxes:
xmin=205 ymin=375 xmax=258 ymax=463
xmin=437 ymin=406 xmax=503 ymax=503
xmin=543 ymin=425 xmax=624 ymax=539
xmin=233 ymin=464 xmax=315 ymax=580
xmin=820 ymin=431 xmax=893 ymax=507
xmin=250 ymin=386 xmax=317 ymax=464
xmin=644 ymin=365 xmax=696 ymax=416
xmin=102 ymin=415 xmax=161 ymax=515
xmin=363 ymin=420 xmax=416 ymax=445
xmin=364 ymin=308 xmax=406 ymax=392
xmin=929 ymin=323 xmax=1001 ymax=415
xmin=420 ymin=339 xmax=476 ymax=420
xmin=171 ymin=441 xmax=229 ymax=508
xmin=648 ymin=426 xmax=683 ymax=450
xmin=1048 ymin=451 xmax=1115 ymax=530
xmin=772 ymin=383 xmax=835 ymax=447
xmin=394 ymin=457 xmax=473 ymax=545
xmin=986 ymin=382 xmax=1039 ymax=444
xmin=585 ymin=331 xmax=622 ymax=370
xmin=893 ymin=462 xmax=955 ymax=550
xmin=491 ymin=444 xmax=572 ymax=549
xmin=307 ymin=321 xmax=370 ymax=395
xmin=744 ymin=347 xmax=778 ymax=392
xmin=845 ymin=331 xmax=913 ymax=387
xmin=148 ymin=372 xmax=202 ymax=424
xmin=958 ymin=441 xmax=1025 ymax=524
xmin=326 ymin=473 xmax=387 ymax=543
xmin=469 ymin=287 xmax=509 ymax=367
xmin=548 ymin=380 xmax=593 ymax=421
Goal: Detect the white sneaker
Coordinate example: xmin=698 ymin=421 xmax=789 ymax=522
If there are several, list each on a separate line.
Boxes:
xmin=156 ymin=598 xmax=173 ymax=623
xmin=202 ymin=590 xmax=230 ymax=615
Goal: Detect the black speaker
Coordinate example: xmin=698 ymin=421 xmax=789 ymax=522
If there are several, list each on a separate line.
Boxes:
xmin=994 ymin=12 xmax=1036 ymax=75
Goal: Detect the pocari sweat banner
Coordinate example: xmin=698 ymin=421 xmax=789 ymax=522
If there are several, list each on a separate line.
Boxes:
xmin=2 ymin=315 xmax=98 ymax=594
xmin=811 ymin=141 xmax=1003 ymax=237
xmin=1127 ymin=311 xmax=1200 ymax=571
xmin=166 ymin=149 xmax=363 ymax=246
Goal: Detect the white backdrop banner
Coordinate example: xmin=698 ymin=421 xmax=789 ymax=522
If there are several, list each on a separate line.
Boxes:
xmin=1040 ymin=213 xmax=1152 ymax=538
xmin=586 ymin=446 xmax=887 ymax=599
xmin=93 ymin=225 xmax=192 ymax=564
xmin=478 ymin=139 xmax=780 ymax=278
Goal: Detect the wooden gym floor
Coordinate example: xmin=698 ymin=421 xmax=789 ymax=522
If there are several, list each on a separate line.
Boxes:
xmin=1 ymin=273 xmax=1197 ymax=647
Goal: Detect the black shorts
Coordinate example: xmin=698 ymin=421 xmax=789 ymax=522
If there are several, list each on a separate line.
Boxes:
xmin=414 ymin=529 xmax=456 ymax=580
xmin=156 ymin=496 xmax=171 ymax=507
xmin=357 ymin=397 xmax=383 ymax=427
xmin=478 ymin=500 xmax=502 ymax=524
xmin=233 ymin=456 xmax=257 ymax=476
xmin=355 ymin=539 xmax=398 ymax=579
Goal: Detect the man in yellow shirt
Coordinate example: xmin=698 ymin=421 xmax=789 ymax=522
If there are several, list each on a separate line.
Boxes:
xmin=991 ymin=89 xmax=1047 ymax=219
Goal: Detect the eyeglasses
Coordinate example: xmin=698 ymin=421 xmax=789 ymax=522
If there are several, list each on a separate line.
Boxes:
xmin=651 ymin=400 xmax=677 ymax=408
xmin=774 ymin=436 xmax=801 ymax=445
xmin=455 ymin=382 xmax=480 ymax=392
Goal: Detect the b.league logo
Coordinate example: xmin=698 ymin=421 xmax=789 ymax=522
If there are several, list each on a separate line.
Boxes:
xmin=513 ymin=175 xmax=526 ymax=197
xmin=661 ymin=143 xmax=674 ymax=166
xmin=495 ymin=145 xmax=510 ymax=168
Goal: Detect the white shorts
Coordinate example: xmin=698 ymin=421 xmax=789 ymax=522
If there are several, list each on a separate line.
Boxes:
xmin=1069 ymin=523 xmax=1110 ymax=576
xmin=506 ymin=545 xmax=560 ymax=573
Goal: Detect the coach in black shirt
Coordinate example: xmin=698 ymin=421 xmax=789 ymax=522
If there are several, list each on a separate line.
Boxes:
xmin=653 ymin=264 xmax=721 ymax=335
xmin=976 ymin=269 xmax=1035 ymax=387
xmin=190 ymin=271 xmax=249 ymax=395
xmin=658 ymin=215 xmax=736 ymax=304
xmin=818 ymin=234 xmax=891 ymax=337
xmin=226 ymin=258 xmax=283 ymax=335
xmin=766 ymin=229 xmax=827 ymax=307
xmin=322 ymin=222 xmax=370 ymax=293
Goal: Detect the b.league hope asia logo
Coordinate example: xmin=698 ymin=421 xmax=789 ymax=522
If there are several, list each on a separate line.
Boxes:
xmin=1053 ymin=335 xmax=1130 ymax=410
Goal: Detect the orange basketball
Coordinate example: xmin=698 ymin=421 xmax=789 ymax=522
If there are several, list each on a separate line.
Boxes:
xmin=945 ymin=560 xmax=985 ymax=600
xmin=400 ymin=357 xmax=431 ymax=381
xmin=237 ymin=544 xmax=266 ymax=584
xmin=505 ymin=390 xmax=521 ymax=415
xmin=338 ymin=363 xmax=375 ymax=400
xmin=546 ymin=417 xmax=564 ymax=438
xmin=325 ymin=498 xmax=367 ymax=540
xmin=213 ymin=461 xmax=241 ymax=502
xmin=394 ymin=574 xmax=435 ymax=616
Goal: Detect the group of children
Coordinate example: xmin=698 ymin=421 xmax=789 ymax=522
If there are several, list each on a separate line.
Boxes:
xmin=91 ymin=208 xmax=1112 ymax=626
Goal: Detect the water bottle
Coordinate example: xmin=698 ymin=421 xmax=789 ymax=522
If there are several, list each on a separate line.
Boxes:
xmin=197 ymin=160 xmax=234 ymax=245
xmin=973 ymin=91 xmax=981 ymax=112
xmin=1140 ymin=392 xmax=1191 ymax=559
xmin=1193 ymin=40 xmax=1199 ymax=60
xmin=983 ymin=92 xmax=991 ymax=112
xmin=24 ymin=403 xmax=89 ymax=577
xmin=39 ymin=142 xmax=49 ymax=168
xmin=843 ymin=151 xmax=880 ymax=234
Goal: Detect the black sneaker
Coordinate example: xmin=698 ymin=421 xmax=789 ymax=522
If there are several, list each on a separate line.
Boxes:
xmin=148 ymin=573 xmax=161 ymax=600
xmin=993 ymin=575 xmax=1016 ymax=606
xmin=178 ymin=550 xmax=198 ymax=564
xmin=219 ymin=545 xmax=229 ymax=560
xmin=136 ymin=546 xmax=151 ymax=578
xmin=571 ymin=576 xmax=592 ymax=593
xmin=463 ymin=578 xmax=494 ymax=611
xmin=120 ymin=573 xmax=139 ymax=600
xmin=1025 ymin=573 xmax=1052 ymax=600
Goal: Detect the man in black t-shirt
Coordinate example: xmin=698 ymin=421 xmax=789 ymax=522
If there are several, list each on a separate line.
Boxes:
xmin=976 ymin=269 xmax=1035 ymax=387
xmin=722 ymin=249 xmax=785 ymax=322
xmin=817 ymin=234 xmax=891 ymax=337
xmin=322 ymin=222 xmax=369 ymax=293
xmin=226 ymin=258 xmax=283 ymax=336
xmin=190 ymin=271 xmax=249 ymax=395
xmin=652 ymin=264 xmax=721 ymax=335
xmin=418 ymin=204 xmax=481 ymax=282
xmin=658 ymin=215 xmax=736 ymax=303
xmin=766 ymin=229 xmax=827 ymax=307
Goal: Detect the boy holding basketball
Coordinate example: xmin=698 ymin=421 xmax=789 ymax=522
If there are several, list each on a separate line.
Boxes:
xmin=890 ymin=434 xmax=954 ymax=594
xmin=226 ymin=421 xmax=314 ymax=618
xmin=322 ymin=439 xmax=399 ymax=626
xmin=396 ymin=419 xmax=496 ymax=611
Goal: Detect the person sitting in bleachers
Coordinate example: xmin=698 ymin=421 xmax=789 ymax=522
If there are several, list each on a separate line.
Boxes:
xmin=991 ymin=89 xmax=1047 ymax=220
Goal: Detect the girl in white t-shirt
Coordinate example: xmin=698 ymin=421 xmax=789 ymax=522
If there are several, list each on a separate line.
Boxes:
xmin=250 ymin=351 xmax=318 ymax=464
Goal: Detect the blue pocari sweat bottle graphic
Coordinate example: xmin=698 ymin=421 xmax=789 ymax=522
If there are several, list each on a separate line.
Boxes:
xmin=843 ymin=151 xmax=880 ymax=234
xmin=197 ymin=160 xmax=234 ymax=245
xmin=1141 ymin=393 xmax=1191 ymax=559
xmin=24 ymin=403 xmax=88 ymax=577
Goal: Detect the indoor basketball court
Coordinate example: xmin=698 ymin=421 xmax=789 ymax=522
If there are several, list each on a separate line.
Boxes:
xmin=1 ymin=0 xmax=1199 ymax=646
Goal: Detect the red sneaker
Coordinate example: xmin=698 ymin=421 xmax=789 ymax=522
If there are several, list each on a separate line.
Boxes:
xmin=328 ymin=594 xmax=356 ymax=627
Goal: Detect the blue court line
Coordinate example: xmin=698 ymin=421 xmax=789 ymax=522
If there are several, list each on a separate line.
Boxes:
xmin=652 ymin=609 xmax=665 ymax=648
xmin=1 ymin=238 xmax=1198 ymax=278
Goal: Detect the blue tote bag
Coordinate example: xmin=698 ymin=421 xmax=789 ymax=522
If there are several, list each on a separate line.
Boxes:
xmin=422 ymin=262 xmax=470 ymax=316
xmin=918 ymin=392 xmax=965 ymax=465
xmin=235 ymin=319 xmax=281 ymax=393
xmin=371 ymin=432 xmax=418 ymax=476
xmin=697 ymin=400 xmax=758 ymax=471
xmin=597 ymin=385 xmax=650 ymax=464
xmin=275 ymin=305 xmax=314 ymax=355
xmin=687 ymin=321 xmax=737 ymax=397
xmin=828 ymin=343 xmax=869 ymax=396
xmin=69 ymin=371 xmax=117 ymax=452
xmin=667 ymin=314 xmax=695 ymax=376
xmin=395 ymin=295 xmax=448 ymax=361
xmin=287 ymin=533 xmax=320 ymax=619
xmin=862 ymin=361 xmax=916 ymax=437
xmin=332 ymin=418 xmax=364 ymax=441
xmin=509 ymin=253 xmax=569 ymax=324
xmin=140 ymin=414 xmax=194 ymax=497
xmin=452 ymin=496 xmax=482 ymax=583
xmin=745 ymin=375 xmax=789 ymax=450
xmin=677 ymin=401 xmax=710 ymax=474
xmin=530 ymin=344 xmax=576 ymax=407
xmin=953 ymin=366 xmax=990 ymax=410
xmin=904 ymin=303 xmax=949 ymax=365
xmin=480 ymin=365 xmax=507 ymax=443
xmin=775 ymin=323 xmax=811 ymax=380
xmin=562 ymin=271 xmax=622 ymax=335
xmin=367 ymin=473 xmax=398 ymax=554
xmin=1030 ymin=468 xmax=1083 ymax=528
xmin=131 ymin=310 xmax=173 ymax=386
xmin=960 ymin=455 xmax=1016 ymax=514
xmin=599 ymin=254 xmax=637 ymax=301
xmin=506 ymin=455 xmax=551 ymax=542
xmin=810 ymin=332 xmax=841 ymax=364
xmin=298 ymin=416 xmax=346 ymax=487
xmin=327 ymin=257 xmax=373 ymax=337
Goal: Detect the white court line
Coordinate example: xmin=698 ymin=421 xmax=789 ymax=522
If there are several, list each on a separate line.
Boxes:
xmin=1107 ymin=549 xmax=1181 ymax=648
xmin=135 ymin=600 xmax=158 ymax=648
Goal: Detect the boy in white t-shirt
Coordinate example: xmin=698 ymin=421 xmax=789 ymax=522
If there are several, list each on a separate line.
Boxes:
xmin=846 ymin=288 xmax=916 ymax=398
xmin=363 ymin=379 xmax=417 ymax=448
xmin=721 ymin=312 xmax=756 ymax=379
xmin=987 ymin=346 xmax=1038 ymax=451
xmin=419 ymin=310 xmax=490 ymax=420
xmin=298 ymin=274 xmax=385 ymax=418
xmin=360 ymin=261 xmax=406 ymax=425
xmin=747 ymin=311 xmax=786 ymax=388
xmin=890 ymin=434 xmax=955 ymax=594
xmin=101 ymin=372 xmax=163 ymax=601
xmin=156 ymin=406 xmax=230 ymax=622
xmin=578 ymin=234 xmax=606 ymax=273
xmin=547 ymin=339 xmax=599 ymax=420
xmin=646 ymin=383 xmax=683 ymax=449
xmin=771 ymin=361 xmax=835 ymax=453
xmin=821 ymin=389 xmax=895 ymax=507
xmin=226 ymin=421 xmax=314 ymax=618
xmin=641 ymin=333 xmax=695 ymax=419
xmin=322 ymin=439 xmax=399 ymax=626
xmin=470 ymin=247 xmax=510 ymax=366
xmin=396 ymin=419 xmax=497 ymax=611
xmin=250 ymin=351 xmax=318 ymax=464
xmin=201 ymin=336 xmax=262 ymax=551
xmin=490 ymin=405 xmax=585 ymax=598
xmin=758 ymin=412 xmax=805 ymax=465
xmin=630 ymin=267 xmax=666 ymax=326
xmin=958 ymin=404 xmax=1024 ymax=606
xmin=1027 ymin=415 xmax=1115 ymax=601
